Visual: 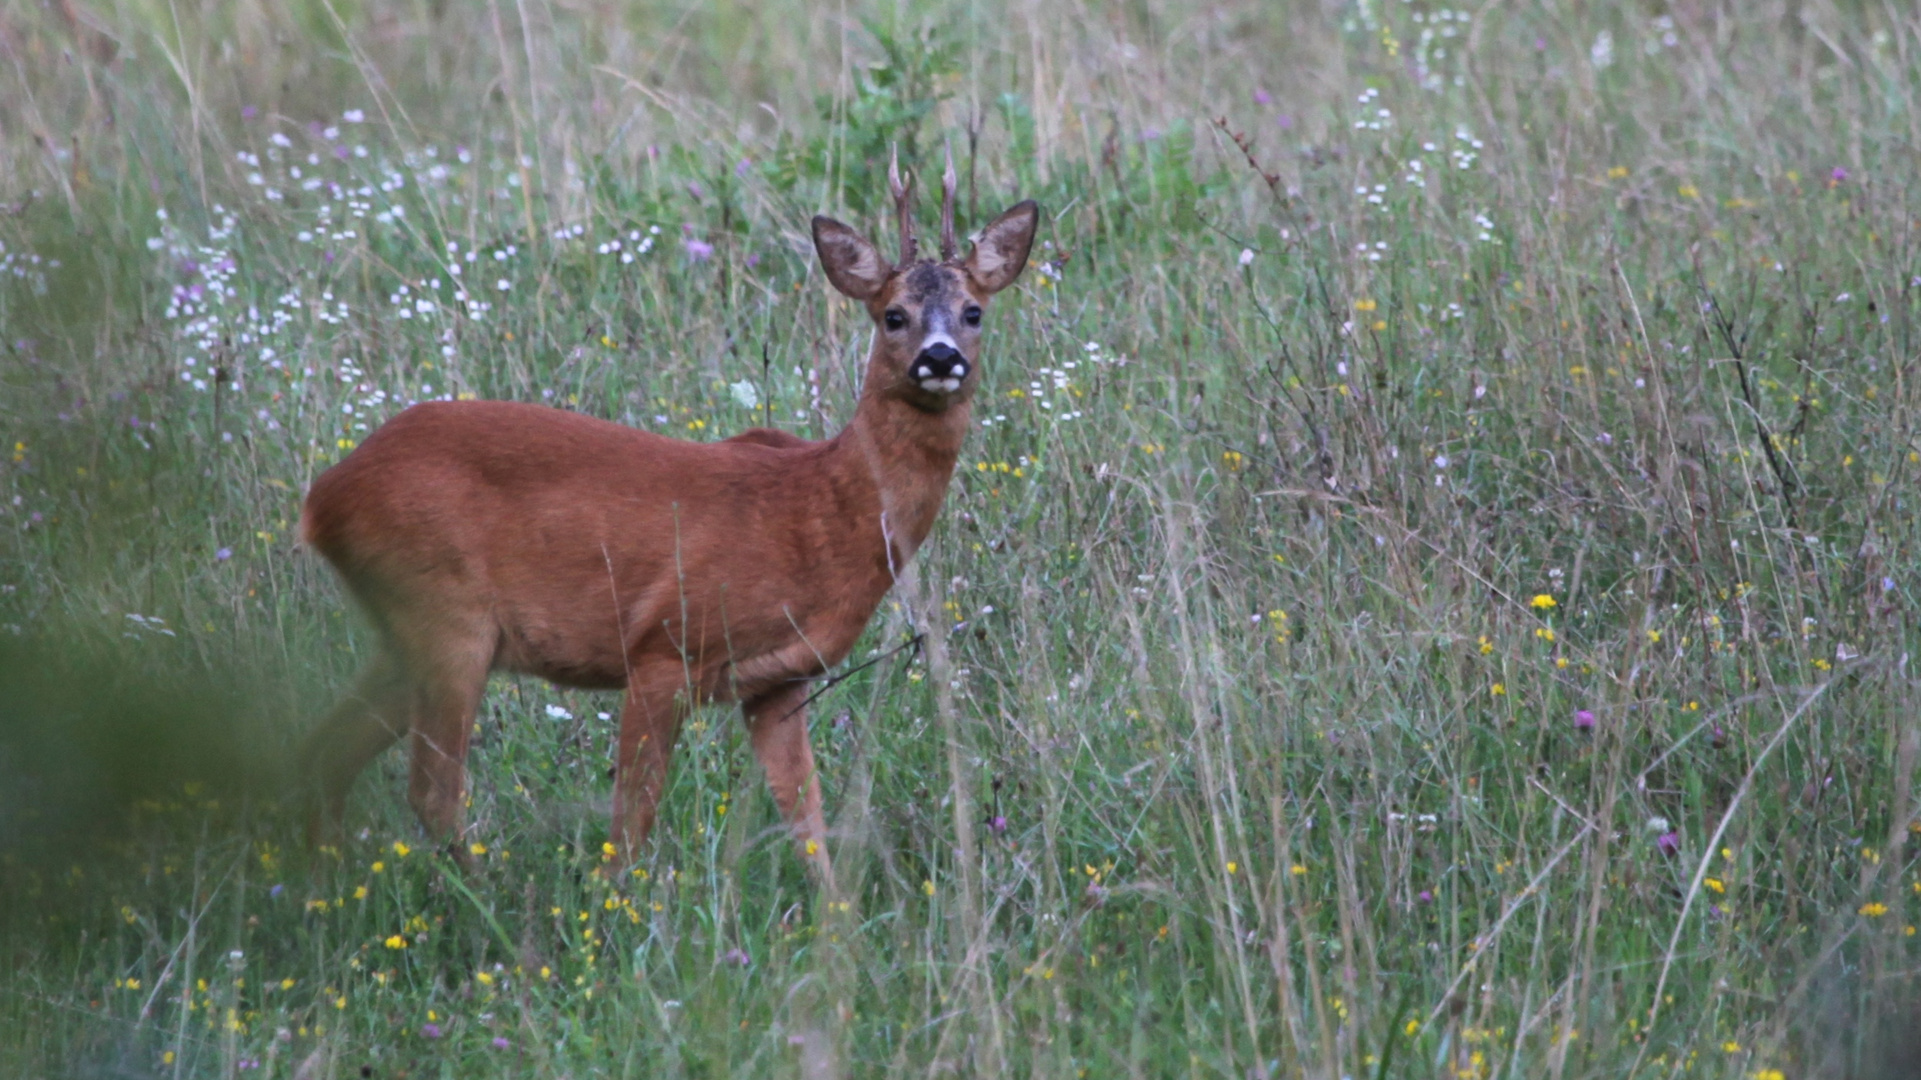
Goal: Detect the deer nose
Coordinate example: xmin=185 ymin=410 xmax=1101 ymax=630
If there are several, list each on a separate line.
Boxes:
xmin=911 ymin=342 xmax=969 ymax=390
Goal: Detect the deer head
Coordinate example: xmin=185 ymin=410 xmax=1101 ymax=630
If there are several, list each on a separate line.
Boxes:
xmin=811 ymin=146 xmax=1039 ymax=410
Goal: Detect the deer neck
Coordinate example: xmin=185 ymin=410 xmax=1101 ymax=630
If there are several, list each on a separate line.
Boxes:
xmin=831 ymin=356 xmax=971 ymax=573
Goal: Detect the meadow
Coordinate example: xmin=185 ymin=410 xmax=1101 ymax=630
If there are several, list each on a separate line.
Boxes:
xmin=2 ymin=1 xmax=1919 ymax=1076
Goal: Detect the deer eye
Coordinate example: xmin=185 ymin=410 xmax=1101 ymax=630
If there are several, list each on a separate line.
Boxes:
xmin=884 ymin=308 xmax=908 ymax=331
xmin=962 ymin=305 xmax=983 ymax=327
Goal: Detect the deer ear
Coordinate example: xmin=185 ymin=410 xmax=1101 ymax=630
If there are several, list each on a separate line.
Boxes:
xmin=812 ymin=216 xmax=890 ymax=301
xmin=963 ymin=200 xmax=1039 ymax=295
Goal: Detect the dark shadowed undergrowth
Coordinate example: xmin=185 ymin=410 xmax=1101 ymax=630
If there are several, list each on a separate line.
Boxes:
xmin=3 ymin=1 xmax=1920 ymax=1077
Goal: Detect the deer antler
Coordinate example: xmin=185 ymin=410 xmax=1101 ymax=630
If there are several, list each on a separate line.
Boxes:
xmin=888 ymin=144 xmax=918 ymax=266
xmin=938 ymin=140 xmax=959 ymax=261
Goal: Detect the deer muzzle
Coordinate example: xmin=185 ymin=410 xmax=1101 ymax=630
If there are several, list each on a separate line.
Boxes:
xmin=911 ymin=341 xmax=968 ymax=394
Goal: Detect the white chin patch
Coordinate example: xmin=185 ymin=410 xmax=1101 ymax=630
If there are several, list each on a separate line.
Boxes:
xmin=919 ymin=377 xmax=963 ymax=394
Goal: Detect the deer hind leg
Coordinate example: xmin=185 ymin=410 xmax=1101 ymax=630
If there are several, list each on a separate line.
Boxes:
xmin=611 ymin=662 xmax=694 ymax=861
xmin=402 ymin=634 xmax=493 ymax=847
xmin=302 ymin=648 xmax=414 ymax=847
xmin=744 ymin=680 xmax=833 ymax=885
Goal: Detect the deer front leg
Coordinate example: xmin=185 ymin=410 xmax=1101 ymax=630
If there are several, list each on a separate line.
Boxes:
xmin=612 ymin=663 xmax=692 ymax=862
xmin=744 ymin=680 xmax=833 ymax=886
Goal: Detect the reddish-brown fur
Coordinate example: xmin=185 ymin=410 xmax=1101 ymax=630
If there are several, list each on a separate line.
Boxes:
xmin=298 ymin=189 xmax=1037 ymax=876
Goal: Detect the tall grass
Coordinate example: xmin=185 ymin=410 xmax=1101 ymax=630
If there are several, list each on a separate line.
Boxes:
xmin=3 ymin=1 xmax=1919 ymax=1076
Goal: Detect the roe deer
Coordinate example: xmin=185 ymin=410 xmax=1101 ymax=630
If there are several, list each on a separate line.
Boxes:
xmin=299 ymin=153 xmax=1037 ymax=877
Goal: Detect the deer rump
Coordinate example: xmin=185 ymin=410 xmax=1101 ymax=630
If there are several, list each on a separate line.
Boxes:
xmin=303 ymin=399 xmax=888 ymax=705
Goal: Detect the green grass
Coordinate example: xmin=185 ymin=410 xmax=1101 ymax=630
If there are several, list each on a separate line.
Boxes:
xmin=3 ymin=1 xmax=1920 ymax=1077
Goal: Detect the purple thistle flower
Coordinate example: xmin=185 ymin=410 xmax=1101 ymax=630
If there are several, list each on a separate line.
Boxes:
xmin=1657 ymin=831 xmax=1681 ymax=857
xmin=1253 ymin=88 xmax=1273 ymax=106
xmin=687 ymin=181 xmax=705 ymax=201
xmin=723 ymin=947 xmax=750 ymax=967
xmin=988 ymin=815 xmax=1008 ymax=835
xmin=421 ymin=1022 xmax=442 ymax=1039
xmin=1830 ymin=166 xmax=1849 ymax=183
xmin=683 ymin=238 xmax=714 ymax=262
xmin=1276 ymin=114 xmax=1294 ymax=130
xmin=492 ymin=1036 xmax=511 ymax=1051
xmin=241 ymin=106 xmax=257 ymax=121
xmin=1417 ymin=889 xmax=1434 ymax=904
xmin=1574 ymin=709 xmax=1596 ymax=731
xmin=334 ymin=144 xmax=351 ymax=160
